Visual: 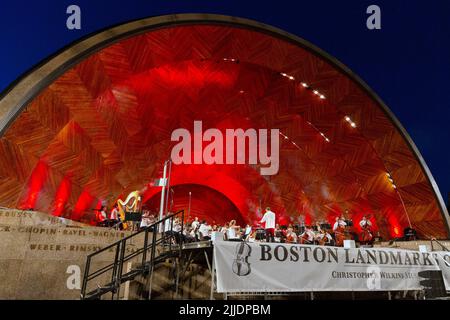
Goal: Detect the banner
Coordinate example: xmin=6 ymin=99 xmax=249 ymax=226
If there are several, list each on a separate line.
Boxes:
xmin=434 ymin=251 xmax=450 ymax=291
xmin=214 ymin=241 xmax=450 ymax=292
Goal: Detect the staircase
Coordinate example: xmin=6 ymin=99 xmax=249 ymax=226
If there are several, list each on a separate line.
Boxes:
xmin=80 ymin=210 xmax=185 ymax=300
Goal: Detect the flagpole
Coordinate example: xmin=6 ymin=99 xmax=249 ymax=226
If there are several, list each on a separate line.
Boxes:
xmin=188 ymin=191 xmax=192 ymax=221
xmin=163 ymin=160 xmax=172 ymax=217
xmin=158 ymin=160 xmax=168 ymax=232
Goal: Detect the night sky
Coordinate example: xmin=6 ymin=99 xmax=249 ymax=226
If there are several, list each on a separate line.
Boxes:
xmin=0 ymin=0 xmax=449 ymax=205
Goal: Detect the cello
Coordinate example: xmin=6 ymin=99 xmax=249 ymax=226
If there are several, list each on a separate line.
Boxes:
xmin=334 ymin=225 xmax=345 ymax=246
xmin=360 ymin=215 xmax=373 ymax=245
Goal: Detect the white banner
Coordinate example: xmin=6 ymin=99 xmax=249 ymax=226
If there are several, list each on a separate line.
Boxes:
xmin=214 ymin=241 xmax=450 ymax=293
xmin=434 ymin=251 xmax=450 ymax=291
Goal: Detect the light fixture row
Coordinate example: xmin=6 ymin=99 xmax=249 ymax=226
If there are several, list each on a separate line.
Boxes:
xmin=279 ymin=132 xmax=302 ymax=150
xmin=386 ymin=173 xmax=397 ymax=189
xmin=279 ymin=73 xmax=326 ymax=100
xmin=223 ymin=58 xmax=239 ymax=63
xmin=344 ymin=116 xmax=357 ymax=128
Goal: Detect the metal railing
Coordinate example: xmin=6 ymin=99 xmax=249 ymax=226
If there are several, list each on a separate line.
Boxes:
xmin=430 ymin=238 xmax=450 ymax=252
xmin=80 ymin=209 xmax=185 ymax=300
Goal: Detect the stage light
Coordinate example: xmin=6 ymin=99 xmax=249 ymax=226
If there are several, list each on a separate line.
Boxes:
xmin=320 ymin=94 xmax=326 ymax=99
xmin=351 ymin=122 xmax=357 ymax=128
xmin=313 ymin=90 xmax=319 ymax=95
xmin=345 ymin=116 xmax=351 ymax=122
xmin=301 ymin=82 xmax=308 ymax=88
xmin=289 ymin=76 xmax=295 ymax=80
xmin=325 ymin=138 xmax=330 ymax=142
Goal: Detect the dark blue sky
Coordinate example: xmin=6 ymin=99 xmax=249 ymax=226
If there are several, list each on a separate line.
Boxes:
xmin=0 ymin=0 xmax=449 ymax=202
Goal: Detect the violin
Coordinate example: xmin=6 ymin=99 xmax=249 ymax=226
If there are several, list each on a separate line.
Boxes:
xmin=232 ymin=241 xmax=252 ymax=276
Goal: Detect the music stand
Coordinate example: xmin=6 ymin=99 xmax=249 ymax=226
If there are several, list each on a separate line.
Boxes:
xmin=255 ymin=229 xmax=265 ymax=240
xmin=320 ymin=223 xmax=331 ymax=230
xmin=125 ymin=211 xmax=142 ymax=222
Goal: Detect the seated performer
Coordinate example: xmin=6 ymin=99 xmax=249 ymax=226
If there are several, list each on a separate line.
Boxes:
xmin=285 ymin=227 xmax=298 ymax=243
xmin=227 ymin=220 xmax=242 ymax=241
xmin=317 ymin=229 xmax=333 ymax=245
xmin=139 ymin=209 xmax=151 ymax=230
xmin=109 ymin=204 xmax=123 ymax=229
xmin=198 ymin=220 xmax=212 ymax=240
xmin=299 ymin=226 xmax=316 ymax=244
xmin=97 ymin=206 xmax=108 ymax=227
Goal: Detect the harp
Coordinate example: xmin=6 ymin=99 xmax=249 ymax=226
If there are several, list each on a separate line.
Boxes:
xmin=117 ymin=190 xmax=141 ymax=230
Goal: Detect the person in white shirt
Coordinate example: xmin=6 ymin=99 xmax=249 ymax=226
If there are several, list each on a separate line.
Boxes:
xmin=260 ymin=207 xmax=276 ymax=242
xmin=221 ymin=223 xmax=229 ymax=240
xmin=198 ymin=220 xmax=212 ymax=240
xmin=359 ymin=215 xmax=373 ymax=245
xmin=243 ymin=224 xmax=252 ymax=241
xmin=139 ymin=210 xmax=151 ymax=230
xmin=191 ymin=217 xmax=200 ymax=230
xmin=109 ymin=204 xmax=122 ymax=230
xmin=304 ymin=226 xmax=316 ymax=244
xmin=286 ymin=227 xmax=298 ymax=243
xmin=191 ymin=217 xmax=200 ymax=240
xmin=359 ymin=216 xmax=372 ymax=229
xmin=333 ymin=216 xmax=347 ymax=231
xmin=110 ymin=204 xmax=119 ymax=220
xmin=227 ymin=220 xmax=241 ymax=241
xmin=316 ymin=229 xmax=333 ymax=245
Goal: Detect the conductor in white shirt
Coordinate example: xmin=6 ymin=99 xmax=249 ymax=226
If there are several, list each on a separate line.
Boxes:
xmin=260 ymin=207 xmax=276 ymax=242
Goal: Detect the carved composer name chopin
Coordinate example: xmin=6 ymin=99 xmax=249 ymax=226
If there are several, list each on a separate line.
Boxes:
xmin=170 ymin=121 xmax=280 ymax=175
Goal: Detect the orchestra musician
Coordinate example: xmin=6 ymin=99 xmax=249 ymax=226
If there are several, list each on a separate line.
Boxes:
xmin=227 ymin=220 xmax=242 ymax=241
xmin=333 ymin=216 xmax=347 ymax=246
xmin=299 ymin=226 xmax=315 ymax=244
xmin=109 ymin=204 xmax=122 ymax=230
xmin=96 ymin=206 xmax=108 ymax=227
xmin=285 ymin=227 xmax=298 ymax=243
xmin=317 ymin=228 xmax=333 ymax=246
xmin=260 ymin=207 xmax=276 ymax=243
xmin=242 ymin=224 xmax=252 ymax=241
xmin=191 ymin=217 xmax=200 ymax=240
xmin=359 ymin=215 xmax=373 ymax=245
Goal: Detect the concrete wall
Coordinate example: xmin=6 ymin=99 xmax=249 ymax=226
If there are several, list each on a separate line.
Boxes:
xmin=0 ymin=209 xmax=135 ymax=300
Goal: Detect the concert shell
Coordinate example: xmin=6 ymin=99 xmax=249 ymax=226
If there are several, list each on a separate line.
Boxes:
xmin=0 ymin=14 xmax=448 ymax=239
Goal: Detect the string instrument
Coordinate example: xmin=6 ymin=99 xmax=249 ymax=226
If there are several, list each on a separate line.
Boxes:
xmin=299 ymin=230 xmax=312 ymax=244
xmin=318 ymin=232 xmax=330 ymax=246
xmin=117 ymin=190 xmax=141 ymax=230
xmin=360 ymin=215 xmax=373 ymax=243
xmin=232 ymin=241 xmax=252 ymax=276
xmin=286 ymin=232 xmax=297 ymax=244
xmin=334 ymin=225 xmax=345 ymax=247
